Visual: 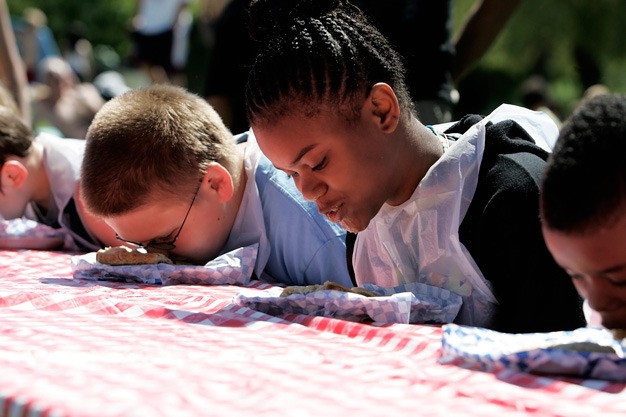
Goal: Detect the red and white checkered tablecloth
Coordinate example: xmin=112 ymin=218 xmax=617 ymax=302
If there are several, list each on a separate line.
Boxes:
xmin=0 ymin=249 xmax=624 ymax=417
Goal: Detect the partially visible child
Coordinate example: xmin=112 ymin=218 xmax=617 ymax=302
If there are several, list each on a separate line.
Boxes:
xmin=80 ymin=84 xmax=352 ymax=286
xmin=0 ymin=105 xmax=117 ymax=250
xmin=541 ymin=93 xmax=626 ymax=332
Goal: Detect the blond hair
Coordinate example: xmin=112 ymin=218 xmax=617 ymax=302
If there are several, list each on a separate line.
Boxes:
xmin=82 ymin=84 xmax=236 ymax=216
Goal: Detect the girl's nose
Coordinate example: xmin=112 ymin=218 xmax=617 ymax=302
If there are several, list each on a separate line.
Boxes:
xmin=299 ymin=175 xmax=325 ymax=201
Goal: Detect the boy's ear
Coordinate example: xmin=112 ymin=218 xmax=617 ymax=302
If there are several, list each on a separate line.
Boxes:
xmin=202 ymin=163 xmax=234 ymax=203
xmin=1 ymin=160 xmax=29 ymax=190
xmin=366 ymin=82 xmax=401 ymax=134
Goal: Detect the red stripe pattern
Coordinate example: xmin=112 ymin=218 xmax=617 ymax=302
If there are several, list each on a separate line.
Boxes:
xmin=0 ymin=250 xmax=624 ymax=417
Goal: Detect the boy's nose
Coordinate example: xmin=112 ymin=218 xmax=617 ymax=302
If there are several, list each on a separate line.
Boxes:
xmin=582 ymin=276 xmax=624 ymax=313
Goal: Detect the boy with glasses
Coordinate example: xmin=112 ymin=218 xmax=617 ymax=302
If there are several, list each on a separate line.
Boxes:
xmin=80 ymin=84 xmax=352 ymax=286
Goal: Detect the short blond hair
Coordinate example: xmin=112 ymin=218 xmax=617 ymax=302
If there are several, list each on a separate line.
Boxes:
xmin=82 ymin=84 xmax=236 ymax=216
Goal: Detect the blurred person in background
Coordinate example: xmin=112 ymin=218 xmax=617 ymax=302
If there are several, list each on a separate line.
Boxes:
xmin=32 ymin=56 xmax=104 ymax=138
xmin=130 ymin=0 xmax=191 ymax=85
xmin=13 ymin=7 xmax=59 ymax=83
xmin=197 ymin=0 xmax=232 ymax=49
xmin=203 ymin=0 xmax=522 ymax=134
xmin=519 ymin=74 xmax=562 ymax=128
xmin=62 ymin=21 xmax=96 ymax=83
xmin=170 ymin=3 xmax=193 ymax=87
xmin=0 ymin=0 xmax=29 ymax=125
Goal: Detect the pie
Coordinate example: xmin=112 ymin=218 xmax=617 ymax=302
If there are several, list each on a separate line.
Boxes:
xmin=280 ymin=280 xmax=378 ymax=297
xmin=542 ymin=341 xmax=617 ymax=354
xmin=96 ymin=246 xmax=173 ymax=266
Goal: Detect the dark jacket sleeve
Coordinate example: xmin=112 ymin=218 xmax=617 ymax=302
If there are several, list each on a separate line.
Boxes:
xmin=458 ymin=120 xmax=585 ymax=333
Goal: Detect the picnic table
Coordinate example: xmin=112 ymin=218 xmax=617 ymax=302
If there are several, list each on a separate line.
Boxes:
xmin=0 ymin=249 xmax=624 ymax=417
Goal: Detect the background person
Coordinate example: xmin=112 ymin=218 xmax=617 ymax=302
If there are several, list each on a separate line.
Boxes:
xmin=0 ymin=0 xmax=29 ymax=125
xmin=130 ymin=0 xmax=191 ymax=85
xmin=32 ymin=56 xmax=105 ymax=138
xmin=203 ymin=0 xmax=521 ymax=134
xmin=12 ymin=7 xmax=59 ymax=83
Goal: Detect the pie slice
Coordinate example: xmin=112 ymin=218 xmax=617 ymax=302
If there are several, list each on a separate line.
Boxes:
xmin=541 ymin=341 xmax=617 ymax=354
xmin=96 ymin=246 xmax=173 ymax=266
xmin=280 ymin=280 xmax=378 ymax=297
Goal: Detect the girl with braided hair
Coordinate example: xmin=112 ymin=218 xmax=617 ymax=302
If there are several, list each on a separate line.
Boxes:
xmin=245 ymin=0 xmax=584 ymax=333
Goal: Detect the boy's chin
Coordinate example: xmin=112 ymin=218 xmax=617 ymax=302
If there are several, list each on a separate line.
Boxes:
xmin=601 ymin=315 xmax=626 ymax=334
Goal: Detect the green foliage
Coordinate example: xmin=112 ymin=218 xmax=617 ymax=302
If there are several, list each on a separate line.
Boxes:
xmin=453 ymin=0 xmax=626 ymax=117
xmin=7 ymin=0 xmax=625 ymax=114
xmin=7 ymin=0 xmax=136 ymax=60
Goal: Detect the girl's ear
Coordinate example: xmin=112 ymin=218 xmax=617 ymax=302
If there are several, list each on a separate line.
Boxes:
xmin=1 ymin=160 xmax=29 ymax=190
xmin=366 ymin=82 xmax=401 ymax=133
xmin=202 ymin=162 xmax=234 ymax=203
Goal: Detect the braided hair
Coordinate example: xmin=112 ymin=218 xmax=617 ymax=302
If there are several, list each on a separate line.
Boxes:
xmin=245 ymin=0 xmax=413 ymax=128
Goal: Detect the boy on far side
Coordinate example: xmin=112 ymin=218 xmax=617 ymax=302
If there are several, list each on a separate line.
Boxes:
xmin=541 ymin=93 xmax=626 ymax=332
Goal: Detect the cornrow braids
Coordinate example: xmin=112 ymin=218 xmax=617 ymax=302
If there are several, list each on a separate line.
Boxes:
xmin=245 ymin=0 xmax=412 ymax=128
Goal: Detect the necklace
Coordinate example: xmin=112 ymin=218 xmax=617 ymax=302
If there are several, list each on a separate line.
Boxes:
xmin=426 ymin=125 xmax=451 ymax=153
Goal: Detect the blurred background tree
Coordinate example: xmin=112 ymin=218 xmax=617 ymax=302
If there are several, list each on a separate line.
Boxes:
xmin=8 ymin=0 xmax=136 ymax=72
xmin=7 ymin=0 xmax=625 ymax=120
xmin=453 ymin=0 xmax=626 ymax=119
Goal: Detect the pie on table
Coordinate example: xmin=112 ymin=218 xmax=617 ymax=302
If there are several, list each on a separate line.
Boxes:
xmin=280 ymin=280 xmax=378 ymax=297
xmin=96 ymin=246 xmax=173 ymax=266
